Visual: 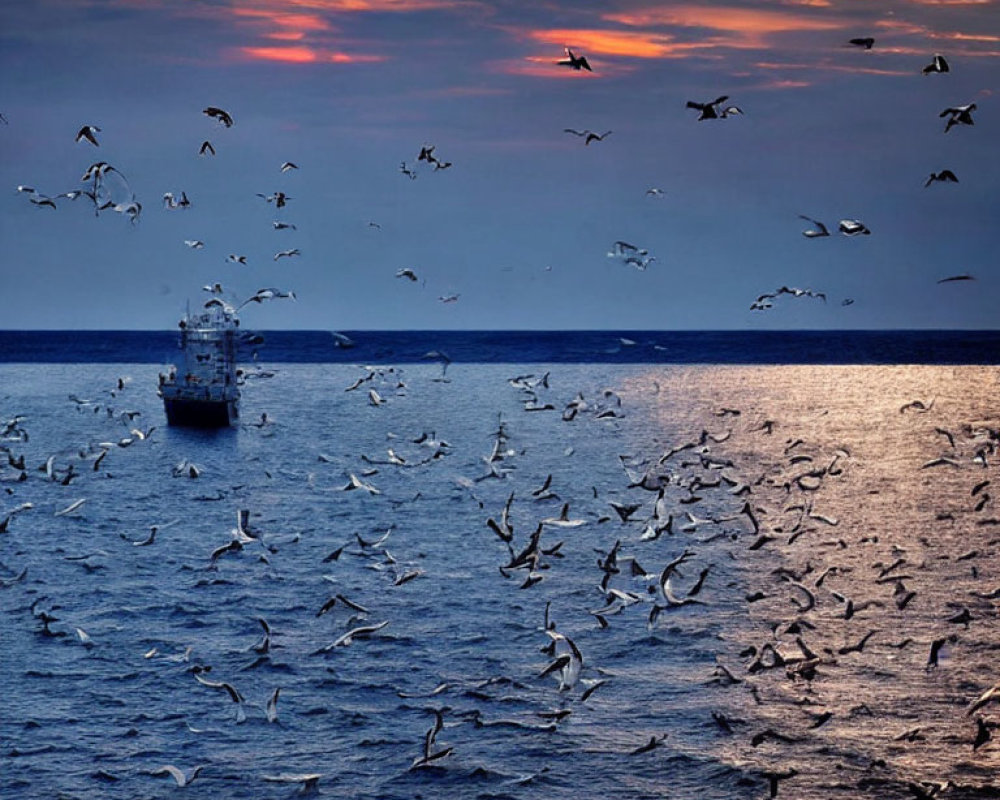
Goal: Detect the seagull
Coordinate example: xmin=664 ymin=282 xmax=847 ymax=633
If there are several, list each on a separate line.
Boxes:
xmin=203 ymin=106 xmax=234 ymax=127
xmin=227 ymin=254 xmax=248 ymax=265
xmin=163 ymin=191 xmax=191 ymax=209
xmin=199 ymin=140 xmax=215 ymax=156
xmin=396 ymin=268 xmax=419 ymax=281
xmin=557 ymin=47 xmax=592 ymax=72
xmin=399 ymin=161 xmax=418 ymax=180
xmin=257 ymin=191 xmax=289 ymax=208
xmin=439 ymin=294 xmax=459 ymax=303
xmin=848 ymin=37 xmax=875 ymax=49
xmin=922 ymin=54 xmax=949 ymax=75
xmin=273 ymin=248 xmax=301 ymax=261
xmin=185 ymin=240 xmax=205 ymax=249
xmin=937 ymin=274 xmax=974 ymax=283
xmin=411 ymin=709 xmax=453 ymax=768
xmin=265 ymin=687 xmax=280 ymax=722
xmin=838 ymin=219 xmax=871 ymax=236
xmin=968 ymin=682 xmax=1000 ymax=715
xmin=151 ymin=765 xmax=204 ymax=788
xmin=75 ymin=125 xmax=101 ymax=146
xmin=940 ymin=103 xmax=976 ymax=132
xmin=686 ymin=96 xmax=730 ymax=120
xmin=645 ymin=188 xmax=665 ymax=198
xmin=540 ymin=630 xmax=583 ymax=691
xmin=798 ymin=215 xmax=830 ymax=238
xmin=563 ymin=129 xmax=611 ymax=145
xmin=273 ymin=221 xmax=296 ymax=230
xmin=925 ymin=169 xmax=958 ymax=187
xmin=314 ymin=620 xmax=389 ymax=652
xmin=280 ymin=161 xmax=298 ymax=172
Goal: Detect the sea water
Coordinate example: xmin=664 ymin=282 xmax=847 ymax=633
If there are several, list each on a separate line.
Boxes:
xmin=1 ymin=335 xmax=998 ymax=799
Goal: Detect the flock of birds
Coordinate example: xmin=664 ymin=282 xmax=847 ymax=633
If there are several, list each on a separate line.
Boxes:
xmin=2 ymin=354 xmax=999 ymax=797
xmin=7 ymin=36 xmax=984 ymax=325
xmin=552 ymin=40 xmax=979 ymax=312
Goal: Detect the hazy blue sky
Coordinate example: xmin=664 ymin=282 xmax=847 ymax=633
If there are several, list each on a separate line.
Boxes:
xmin=1 ymin=0 xmax=997 ymax=329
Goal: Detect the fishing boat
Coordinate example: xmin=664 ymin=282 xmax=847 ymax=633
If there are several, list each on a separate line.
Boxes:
xmin=159 ymin=300 xmax=240 ymax=427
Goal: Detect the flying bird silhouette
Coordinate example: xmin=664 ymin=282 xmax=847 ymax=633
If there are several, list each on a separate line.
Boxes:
xmin=557 ymin=48 xmax=591 ymax=72
xmin=940 ymin=103 xmax=976 ymax=133
xmin=203 ymin=106 xmax=234 ymax=127
xmin=75 ymin=125 xmax=100 ymax=146
xmin=686 ymin=96 xmax=731 ymax=121
xmin=925 ymin=170 xmax=958 ymax=187
xmin=922 ymin=54 xmax=949 ymax=75
xmin=798 ymin=215 xmax=830 ymax=238
xmin=838 ymin=219 xmax=871 ymax=236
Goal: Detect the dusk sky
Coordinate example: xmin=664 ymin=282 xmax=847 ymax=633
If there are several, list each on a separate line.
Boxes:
xmin=1 ymin=0 xmax=998 ymax=330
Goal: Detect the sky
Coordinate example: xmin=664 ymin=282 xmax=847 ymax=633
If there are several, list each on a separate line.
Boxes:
xmin=1 ymin=0 xmax=998 ymax=330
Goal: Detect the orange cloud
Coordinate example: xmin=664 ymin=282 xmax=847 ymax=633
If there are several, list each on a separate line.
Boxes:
xmin=604 ymin=5 xmax=845 ymax=47
xmin=232 ymin=8 xmax=333 ymax=31
xmin=525 ymin=28 xmax=708 ymax=59
xmin=277 ymin=0 xmax=472 ymax=10
xmin=754 ymin=60 xmax=914 ymax=77
xmin=239 ymin=45 xmax=384 ymax=63
xmin=241 ymin=45 xmax=320 ymax=62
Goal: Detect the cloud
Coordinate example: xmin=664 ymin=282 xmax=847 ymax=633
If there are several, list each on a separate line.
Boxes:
xmin=524 ymin=27 xmax=690 ymax=59
xmin=603 ymin=5 xmax=846 ymax=47
xmin=237 ymin=45 xmax=384 ymax=63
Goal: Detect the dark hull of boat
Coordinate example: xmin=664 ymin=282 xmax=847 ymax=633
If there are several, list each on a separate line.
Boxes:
xmin=163 ymin=397 xmax=239 ymax=428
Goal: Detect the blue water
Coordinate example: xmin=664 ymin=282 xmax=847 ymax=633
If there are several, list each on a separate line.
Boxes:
xmin=2 ymin=351 xmax=998 ymax=799
xmin=1 ymin=329 xmax=1000 ymax=364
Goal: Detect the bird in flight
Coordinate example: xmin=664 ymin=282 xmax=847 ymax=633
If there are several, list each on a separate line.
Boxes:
xmin=280 ymin=161 xmax=298 ymax=172
xmin=199 ymin=140 xmax=215 ymax=156
xmin=925 ymin=170 xmax=958 ymax=187
xmin=922 ymin=54 xmax=949 ymax=75
xmin=257 ymin=191 xmax=289 ymax=208
xmin=203 ymin=106 xmax=234 ymax=127
xmin=940 ymin=103 xmax=976 ymax=132
xmin=564 ymin=129 xmax=612 ymax=145
xmin=558 ymin=47 xmax=591 ymax=72
xmin=798 ymin=215 xmax=830 ymax=238
xmin=686 ymin=96 xmax=731 ymax=121
xmin=396 ymin=268 xmax=419 ymax=282
xmin=75 ymin=125 xmax=101 ymax=146
xmin=274 ymin=248 xmax=301 ymax=261
xmin=399 ymin=161 xmax=417 ymax=180
xmin=838 ymin=219 xmax=871 ymax=236
xmin=937 ymin=274 xmax=974 ymax=284
xmin=848 ymin=37 xmax=875 ymax=49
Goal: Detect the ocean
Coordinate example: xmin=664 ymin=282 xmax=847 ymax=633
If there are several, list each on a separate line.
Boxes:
xmin=1 ymin=331 xmax=998 ymax=799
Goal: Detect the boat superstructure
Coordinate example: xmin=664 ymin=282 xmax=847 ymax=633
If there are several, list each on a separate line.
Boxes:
xmin=159 ymin=300 xmax=240 ymax=427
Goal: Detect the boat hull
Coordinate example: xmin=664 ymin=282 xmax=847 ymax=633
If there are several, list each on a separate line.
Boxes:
xmin=163 ymin=396 xmax=239 ymax=428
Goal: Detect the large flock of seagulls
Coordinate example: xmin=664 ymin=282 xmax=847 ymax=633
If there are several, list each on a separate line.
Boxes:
xmin=2 ymin=355 xmax=999 ymax=797
xmin=1 ymin=27 xmax=996 ymax=800
xmin=7 ymin=36 xmax=984 ymax=323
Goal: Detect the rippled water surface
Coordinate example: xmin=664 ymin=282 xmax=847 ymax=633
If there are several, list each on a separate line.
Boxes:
xmin=1 ymin=363 xmax=998 ymax=799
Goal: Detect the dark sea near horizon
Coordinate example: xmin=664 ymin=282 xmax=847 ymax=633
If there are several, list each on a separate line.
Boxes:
xmin=2 ymin=329 xmax=1000 ymax=365
xmin=1 ymin=331 xmax=998 ymax=799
